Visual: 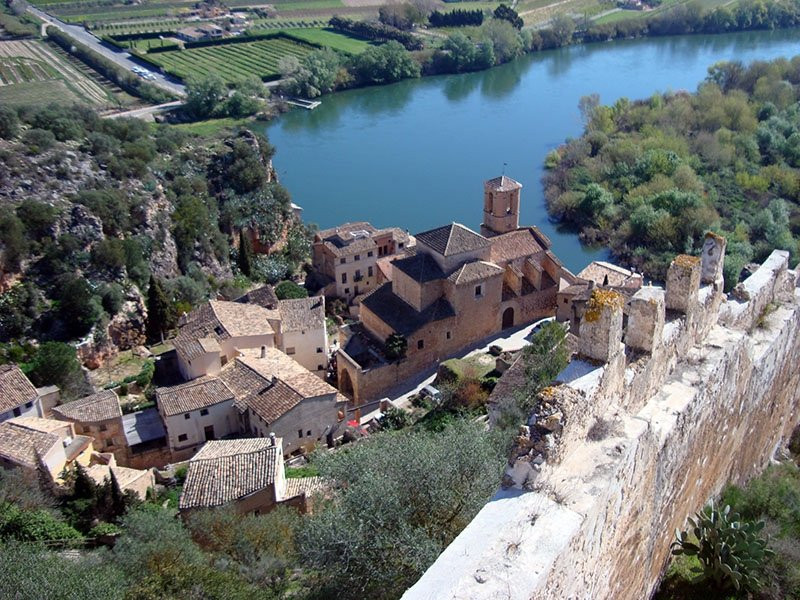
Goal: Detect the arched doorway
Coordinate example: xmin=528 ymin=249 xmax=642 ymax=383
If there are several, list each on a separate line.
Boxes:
xmin=502 ymin=307 xmax=514 ymax=329
xmin=339 ymin=368 xmax=355 ymax=400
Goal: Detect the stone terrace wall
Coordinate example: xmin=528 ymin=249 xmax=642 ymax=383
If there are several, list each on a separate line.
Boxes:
xmin=403 ymin=240 xmax=800 ymax=600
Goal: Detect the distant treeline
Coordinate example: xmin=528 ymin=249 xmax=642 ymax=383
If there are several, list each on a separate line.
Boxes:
xmin=328 ymin=16 xmax=423 ymax=50
xmin=583 ymin=0 xmax=800 ymax=42
xmin=429 ymin=9 xmax=484 ymax=27
xmin=46 ymin=27 xmax=174 ymax=103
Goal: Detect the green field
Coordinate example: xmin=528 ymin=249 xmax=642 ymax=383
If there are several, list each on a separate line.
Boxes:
xmin=282 ymin=27 xmax=371 ymax=53
xmin=146 ymin=36 xmax=314 ymax=83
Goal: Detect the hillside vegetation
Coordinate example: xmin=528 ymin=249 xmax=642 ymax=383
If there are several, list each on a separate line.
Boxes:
xmin=544 ymin=56 xmax=800 ymax=286
xmin=0 ymin=104 xmax=307 ymax=380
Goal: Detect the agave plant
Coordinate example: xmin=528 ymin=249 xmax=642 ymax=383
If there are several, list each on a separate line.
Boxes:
xmin=671 ymin=501 xmax=774 ymax=592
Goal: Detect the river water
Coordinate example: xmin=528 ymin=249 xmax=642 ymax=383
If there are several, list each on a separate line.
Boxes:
xmin=264 ymin=28 xmax=800 ymax=273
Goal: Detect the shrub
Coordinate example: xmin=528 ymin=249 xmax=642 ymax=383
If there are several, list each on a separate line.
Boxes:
xmin=384 ymin=333 xmax=407 ymax=360
xmin=274 ymin=280 xmax=308 ymax=300
xmin=21 ymin=128 xmax=56 ymax=154
xmin=0 ymin=502 xmax=82 ymax=542
xmin=0 ymin=106 xmax=19 ymax=139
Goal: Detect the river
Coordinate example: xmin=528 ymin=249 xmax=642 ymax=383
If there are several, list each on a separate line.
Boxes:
xmin=264 ymin=28 xmax=800 ymax=273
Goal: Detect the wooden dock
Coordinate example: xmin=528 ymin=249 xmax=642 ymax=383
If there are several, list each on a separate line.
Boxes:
xmin=286 ymin=97 xmax=321 ymax=110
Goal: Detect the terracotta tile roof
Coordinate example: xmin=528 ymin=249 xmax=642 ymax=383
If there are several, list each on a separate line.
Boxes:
xmin=238 ymin=351 xmax=337 ymax=399
xmin=218 ymin=360 xmax=271 ymax=406
xmin=285 ymin=476 xmax=328 ymax=499
xmin=86 ymin=464 xmax=151 ymax=490
xmin=0 ymin=421 xmax=61 ymax=468
xmin=174 ymin=300 xmax=275 ymax=361
xmin=193 ymin=437 xmax=278 ymax=460
xmin=360 ymin=283 xmax=456 ymax=337
xmin=485 ymin=175 xmax=522 ymax=192
xmin=316 ymin=221 xmax=377 ymax=241
xmin=209 ymin=301 xmax=275 ymax=338
xmin=180 ymin=440 xmax=280 ymax=510
xmin=489 ymin=228 xmax=550 ymax=264
xmin=415 ymin=223 xmax=490 ymax=257
xmin=6 ymin=417 xmax=70 ymax=433
xmin=392 ymin=252 xmax=445 ymax=283
xmin=0 ymin=364 xmax=38 ymax=413
xmin=447 ymin=261 xmax=504 ymax=285
xmin=235 ymin=285 xmax=279 ymax=309
xmin=247 ymin=379 xmax=304 ymax=424
xmin=278 ymin=297 xmax=325 ymax=332
xmin=156 ymin=377 xmax=235 ymax=417
xmin=322 ymin=236 xmax=376 ymax=258
xmin=52 ymin=390 xmax=121 ymax=423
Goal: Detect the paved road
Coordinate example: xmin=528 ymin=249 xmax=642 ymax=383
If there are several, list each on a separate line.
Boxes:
xmin=26 ymin=4 xmax=186 ymax=97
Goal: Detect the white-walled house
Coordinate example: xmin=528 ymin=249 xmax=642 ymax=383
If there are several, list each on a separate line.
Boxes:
xmin=276 ymin=297 xmax=329 ymax=377
xmin=156 ymin=377 xmax=238 ymax=461
xmin=0 ymin=417 xmax=93 ymax=480
xmin=0 ymin=365 xmax=43 ymax=423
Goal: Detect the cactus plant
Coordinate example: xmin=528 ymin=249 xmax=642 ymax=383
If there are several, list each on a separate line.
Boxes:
xmin=671 ymin=501 xmax=774 ymax=592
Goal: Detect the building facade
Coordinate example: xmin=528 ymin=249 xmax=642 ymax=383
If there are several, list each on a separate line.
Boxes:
xmin=0 ymin=365 xmax=43 ymax=423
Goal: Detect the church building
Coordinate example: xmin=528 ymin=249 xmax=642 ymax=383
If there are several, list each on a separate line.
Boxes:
xmin=336 ymin=176 xmax=579 ymax=406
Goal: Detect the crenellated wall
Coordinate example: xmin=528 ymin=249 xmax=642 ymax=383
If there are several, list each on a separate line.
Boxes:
xmin=403 ymin=238 xmax=800 ymax=600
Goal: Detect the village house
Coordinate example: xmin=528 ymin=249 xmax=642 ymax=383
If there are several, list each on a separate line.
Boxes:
xmin=312 ymin=221 xmax=413 ymax=302
xmin=85 ymin=455 xmax=154 ymax=500
xmin=556 ymin=261 xmax=643 ymax=334
xmin=52 ymin=390 xmax=127 ymax=460
xmin=0 ymin=417 xmax=93 ymax=480
xmin=158 ymin=347 xmax=345 ymax=460
xmin=336 ymin=176 xmax=579 ymax=405
xmin=173 ymin=288 xmax=329 ymax=379
xmin=179 ymin=437 xmax=325 ymax=516
xmin=176 ymin=23 xmax=225 ymax=43
xmin=0 ymin=364 xmax=44 ymax=423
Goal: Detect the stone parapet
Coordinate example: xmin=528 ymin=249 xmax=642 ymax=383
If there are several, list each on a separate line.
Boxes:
xmin=404 ymin=246 xmax=800 ymax=600
xmin=577 ymin=289 xmax=624 ymax=363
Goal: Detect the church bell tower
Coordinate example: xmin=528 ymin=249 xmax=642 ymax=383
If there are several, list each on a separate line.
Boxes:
xmin=480 ymin=175 xmax=522 ymax=237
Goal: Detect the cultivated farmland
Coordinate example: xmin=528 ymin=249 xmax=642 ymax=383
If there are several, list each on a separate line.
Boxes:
xmin=0 ymin=39 xmax=112 ymax=105
xmin=146 ymin=36 xmax=315 ymax=83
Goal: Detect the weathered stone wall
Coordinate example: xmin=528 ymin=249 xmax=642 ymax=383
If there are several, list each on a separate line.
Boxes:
xmin=403 ymin=247 xmax=800 ymax=600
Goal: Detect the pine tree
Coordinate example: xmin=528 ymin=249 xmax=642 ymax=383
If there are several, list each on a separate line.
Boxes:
xmin=238 ymin=229 xmax=253 ymax=277
xmin=145 ymin=275 xmax=172 ymax=344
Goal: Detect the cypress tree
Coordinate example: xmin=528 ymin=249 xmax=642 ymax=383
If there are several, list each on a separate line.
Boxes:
xmin=238 ymin=229 xmax=253 ymax=277
xmin=109 ymin=469 xmax=127 ymax=520
xmin=145 ymin=274 xmax=172 ymax=344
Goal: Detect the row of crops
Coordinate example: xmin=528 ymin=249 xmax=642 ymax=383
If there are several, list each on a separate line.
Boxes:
xmin=93 ymin=18 xmax=326 ymax=35
xmin=146 ymin=37 xmax=313 ymax=83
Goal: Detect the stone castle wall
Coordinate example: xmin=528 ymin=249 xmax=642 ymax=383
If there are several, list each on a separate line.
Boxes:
xmin=403 ymin=238 xmax=800 ymax=600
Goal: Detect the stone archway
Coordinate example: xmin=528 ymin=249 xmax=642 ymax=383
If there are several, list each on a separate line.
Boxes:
xmin=339 ymin=368 xmax=355 ymax=400
xmin=502 ymin=306 xmax=515 ymax=329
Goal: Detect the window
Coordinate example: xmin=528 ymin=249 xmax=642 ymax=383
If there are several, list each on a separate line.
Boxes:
xmin=368 ymin=266 xmax=373 ymax=277
xmin=317 ymin=364 xmax=324 ymax=371
xmin=399 ymin=242 xmax=404 ymax=249
xmin=446 ymin=331 xmax=451 ymax=340
xmin=354 ymin=254 xmax=360 ymax=261
xmin=475 ymin=284 xmax=483 ymax=297
xmin=564 ymin=298 xmax=568 ymax=304
xmin=417 ymin=339 xmax=424 ymax=350
xmin=99 ymin=424 xmax=107 ymax=432
xmin=378 ymin=247 xmax=384 ymax=257
xmin=307 ymin=430 xmax=312 ymax=436
xmin=24 ymin=401 xmax=33 ymax=409
xmin=344 ymin=288 xmax=350 ymax=295
xmin=367 ymin=251 xmax=373 ymax=257
xmin=286 ymin=347 xmax=296 ymax=355
xmin=341 ymin=272 xmax=347 ymax=284
xmin=105 ymin=439 xmax=113 ymax=448
xmin=178 ymin=434 xmax=188 ymax=442
xmin=200 ymin=408 xmax=209 ymax=416
xmin=298 ymin=429 xmax=304 ymax=438
xmin=184 ymin=413 xmax=190 ymax=420
xmin=12 ymin=407 xmax=20 ymax=417
xmin=316 ymin=347 xmax=323 ymax=353
xmin=340 ymin=258 xmax=346 ymax=265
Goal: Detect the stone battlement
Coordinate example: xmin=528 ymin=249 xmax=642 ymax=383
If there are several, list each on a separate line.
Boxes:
xmin=403 ymin=241 xmax=800 ymax=600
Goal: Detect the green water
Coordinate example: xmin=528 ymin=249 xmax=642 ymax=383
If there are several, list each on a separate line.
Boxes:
xmin=264 ymin=28 xmax=800 ymax=273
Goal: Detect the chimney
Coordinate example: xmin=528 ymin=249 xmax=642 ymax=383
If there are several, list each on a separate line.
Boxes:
xmin=269 ymin=432 xmax=276 ymax=447
xmin=260 ymin=345 xmax=266 ymax=358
